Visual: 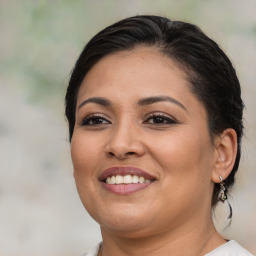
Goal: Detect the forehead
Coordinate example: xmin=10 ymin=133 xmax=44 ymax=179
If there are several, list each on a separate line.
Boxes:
xmin=78 ymin=47 xmax=192 ymax=98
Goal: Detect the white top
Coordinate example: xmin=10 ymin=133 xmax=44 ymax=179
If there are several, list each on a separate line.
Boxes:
xmin=78 ymin=240 xmax=254 ymax=256
xmin=205 ymin=240 xmax=254 ymax=256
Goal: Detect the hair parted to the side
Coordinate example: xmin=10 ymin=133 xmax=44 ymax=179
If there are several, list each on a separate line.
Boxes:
xmin=65 ymin=15 xmax=244 ymax=207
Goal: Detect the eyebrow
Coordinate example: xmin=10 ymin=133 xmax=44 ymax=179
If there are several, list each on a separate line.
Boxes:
xmin=78 ymin=97 xmax=111 ymax=109
xmin=78 ymin=95 xmax=187 ymax=112
xmin=138 ymin=96 xmax=187 ymax=111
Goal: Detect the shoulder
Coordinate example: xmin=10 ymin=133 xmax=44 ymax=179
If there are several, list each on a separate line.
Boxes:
xmin=205 ymin=240 xmax=254 ymax=256
xmin=76 ymin=242 xmax=101 ymax=256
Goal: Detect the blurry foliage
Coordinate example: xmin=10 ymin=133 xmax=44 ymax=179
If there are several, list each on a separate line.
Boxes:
xmin=0 ymin=0 xmax=101 ymax=109
xmin=0 ymin=0 xmax=255 ymax=110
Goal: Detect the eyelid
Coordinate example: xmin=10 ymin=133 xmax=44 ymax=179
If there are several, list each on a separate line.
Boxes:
xmin=143 ymin=112 xmax=178 ymax=123
xmin=79 ymin=113 xmax=111 ymax=126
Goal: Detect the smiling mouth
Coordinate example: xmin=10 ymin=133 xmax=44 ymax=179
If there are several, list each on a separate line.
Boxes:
xmin=100 ymin=167 xmax=156 ymax=194
xmin=105 ymin=175 xmax=151 ymax=184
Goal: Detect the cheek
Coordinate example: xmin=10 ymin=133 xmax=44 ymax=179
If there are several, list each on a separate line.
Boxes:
xmin=70 ymin=132 xmax=103 ymax=212
xmin=149 ymin=131 xmax=214 ymax=212
xmin=70 ymin=131 xmax=103 ymax=206
xmin=148 ymin=128 xmax=214 ymax=179
xmin=71 ymin=131 xmax=101 ymax=175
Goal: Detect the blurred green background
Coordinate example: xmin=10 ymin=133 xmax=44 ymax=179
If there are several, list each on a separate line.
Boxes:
xmin=0 ymin=0 xmax=255 ymax=255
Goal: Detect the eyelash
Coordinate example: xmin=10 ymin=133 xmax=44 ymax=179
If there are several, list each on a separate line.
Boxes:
xmin=80 ymin=112 xmax=177 ymax=127
xmin=80 ymin=114 xmax=111 ymax=126
xmin=143 ymin=112 xmax=177 ymax=125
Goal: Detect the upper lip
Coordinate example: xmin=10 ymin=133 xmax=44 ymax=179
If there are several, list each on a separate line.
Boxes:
xmin=99 ymin=166 xmax=157 ymax=181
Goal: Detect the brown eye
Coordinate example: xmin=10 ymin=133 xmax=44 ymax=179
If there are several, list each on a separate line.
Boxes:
xmin=144 ymin=114 xmax=177 ymax=125
xmin=81 ymin=115 xmax=111 ymax=126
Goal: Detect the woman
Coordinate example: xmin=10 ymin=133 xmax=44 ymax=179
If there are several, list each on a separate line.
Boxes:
xmin=65 ymin=15 xmax=253 ymax=256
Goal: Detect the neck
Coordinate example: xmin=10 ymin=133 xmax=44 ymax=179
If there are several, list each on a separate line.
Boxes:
xmin=99 ymin=216 xmax=226 ymax=256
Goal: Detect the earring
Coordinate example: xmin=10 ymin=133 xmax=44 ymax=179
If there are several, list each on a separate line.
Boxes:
xmin=219 ymin=176 xmax=227 ymax=202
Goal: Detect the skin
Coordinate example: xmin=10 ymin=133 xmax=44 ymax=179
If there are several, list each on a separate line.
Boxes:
xmin=71 ymin=47 xmax=237 ymax=256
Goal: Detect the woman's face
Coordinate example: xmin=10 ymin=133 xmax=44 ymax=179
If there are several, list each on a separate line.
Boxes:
xmin=71 ymin=47 xmax=217 ymax=237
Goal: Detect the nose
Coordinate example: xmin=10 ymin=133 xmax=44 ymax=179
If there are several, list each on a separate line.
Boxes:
xmin=105 ymin=122 xmax=145 ymax=160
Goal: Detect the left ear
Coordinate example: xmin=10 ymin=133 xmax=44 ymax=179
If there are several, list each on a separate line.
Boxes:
xmin=211 ymin=128 xmax=237 ymax=183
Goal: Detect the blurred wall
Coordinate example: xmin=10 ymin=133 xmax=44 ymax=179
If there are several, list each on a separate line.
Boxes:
xmin=0 ymin=0 xmax=255 ymax=255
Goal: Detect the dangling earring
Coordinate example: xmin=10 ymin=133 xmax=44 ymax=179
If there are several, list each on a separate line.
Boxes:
xmin=219 ymin=176 xmax=227 ymax=202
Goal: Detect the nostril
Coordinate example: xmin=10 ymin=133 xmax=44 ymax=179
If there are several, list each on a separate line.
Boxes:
xmin=127 ymin=152 xmax=136 ymax=155
xmin=107 ymin=151 xmax=136 ymax=159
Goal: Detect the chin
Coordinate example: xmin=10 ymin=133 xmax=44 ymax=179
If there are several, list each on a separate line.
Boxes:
xmin=92 ymin=205 xmax=152 ymax=236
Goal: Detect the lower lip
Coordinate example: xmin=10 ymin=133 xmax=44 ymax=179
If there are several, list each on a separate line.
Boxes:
xmin=101 ymin=182 xmax=153 ymax=194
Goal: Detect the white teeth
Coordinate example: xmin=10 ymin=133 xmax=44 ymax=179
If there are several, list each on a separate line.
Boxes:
xmin=105 ymin=175 xmax=152 ymax=184
xmin=106 ymin=177 xmax=111 ymax=184
xmin=132 ymin=175 xmax=139 ymax=183
xmin=110 ymin=176 xmax=116 ymax=184
xmin=116 ymin=175 xmax=124 ymax=184
xmin=139 ymin=176 xmax=145 ymax=183
xmin=123 ymin=175 xmax=132 ymax=184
